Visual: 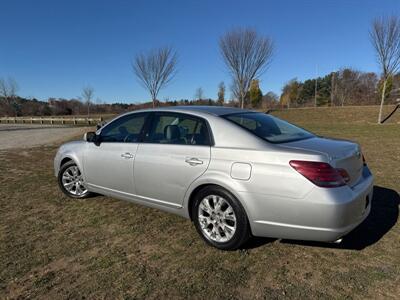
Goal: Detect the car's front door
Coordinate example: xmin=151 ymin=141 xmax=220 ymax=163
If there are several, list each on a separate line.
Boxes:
xmin=84 ymin=112 xmax=149 ymax=195
xmin=133 ymin=112 xmax=212 ymax=207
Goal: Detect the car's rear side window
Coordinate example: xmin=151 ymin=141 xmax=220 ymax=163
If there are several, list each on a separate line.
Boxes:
xmin=145 ymin=112 xmax=211 ymax=146
xmin=224 ymin=112 xmax=314 ymax=143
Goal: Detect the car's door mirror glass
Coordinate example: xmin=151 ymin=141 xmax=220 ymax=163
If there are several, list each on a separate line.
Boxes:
xmin=84 ymin=131 xmax=97 ymax=142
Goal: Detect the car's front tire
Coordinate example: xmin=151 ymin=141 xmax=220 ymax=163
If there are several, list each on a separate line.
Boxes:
xmin=192 ymin=185 xmax=250 ymax=250
xmin=58 ymin=160 xmax=92 ymax=199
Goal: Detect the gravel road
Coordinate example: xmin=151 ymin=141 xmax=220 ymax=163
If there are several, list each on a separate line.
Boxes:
xmin=0 ymin=124 xmax=93 ymax=150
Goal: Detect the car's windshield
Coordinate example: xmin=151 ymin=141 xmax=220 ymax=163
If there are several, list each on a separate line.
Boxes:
xmin=223 ymin=112 xmax=314 ymax=143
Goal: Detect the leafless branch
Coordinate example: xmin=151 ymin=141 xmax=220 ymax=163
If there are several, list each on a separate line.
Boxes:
xmin=133 ymin=46 xmax=178 ymax=107
xmin=82 ymin=86 xmax=94 ymax=117
xmin=335 ymin=68 xmax=360 ymax=106
xmin=82 ymin=86 xmax=94 ymax=104
xmin=370 ymin=16 xmax=400 ymax=123
xmin=220 ymin=28 xmax=273 ymax=108
xmin=195 ymin=87 xmax=204 ymax=100
xmin=0 ymin=77 xmax=18 ymax=99
xmin=371 ymin=16 xmax=400 ymax=78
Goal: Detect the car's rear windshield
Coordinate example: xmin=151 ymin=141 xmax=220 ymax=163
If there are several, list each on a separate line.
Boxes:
xmin=223 ymin=112 xmax=314 ymax=143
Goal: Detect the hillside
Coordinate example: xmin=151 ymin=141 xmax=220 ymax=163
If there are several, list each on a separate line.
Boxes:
xmin=272 ymin=105 xmax=400 ymax=125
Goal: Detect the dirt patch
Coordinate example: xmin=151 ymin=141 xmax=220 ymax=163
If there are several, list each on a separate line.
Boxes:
xmin=0 ymin=124 xmax=93 ymax=150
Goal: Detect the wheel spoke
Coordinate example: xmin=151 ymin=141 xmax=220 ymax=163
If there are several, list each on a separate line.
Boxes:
xmin=63 ymin=181 xmax=74 ymax=187
xmin=199 ymin=201 xmax=212 ymax=214
xmin=80 ymin=184 xmax=88 ymax=194
xmin=210 ymin=195 xmax=217 ymax=209
xmin=72 ymin=167 xmax=78 ymax=176
xmin=212 ymin=225 xmax=222 ymax=241
xmin=214 ymin=197 xmax=222 ymax=212
xmin=221 ymin=222 xmax=235 ymax=233
xmin=75 ymin=184 xmax=82 ymax=195
xmin=63 ymin=173 xmax=72 ymax=180
xmin=64 ymin=183 xmax=74 ymax=191
xmin=223 ymin=213 xmax=236 ymax=222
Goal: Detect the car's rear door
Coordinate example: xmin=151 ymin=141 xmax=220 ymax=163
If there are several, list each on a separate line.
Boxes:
xmin=133 ymin=112 xmax=212 ymax=207
xmin=84 ymin=112 xmax=149 ymax=195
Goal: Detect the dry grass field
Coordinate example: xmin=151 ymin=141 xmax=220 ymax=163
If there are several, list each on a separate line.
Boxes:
xmin=0 ymin=106 xmax=399 ymax=299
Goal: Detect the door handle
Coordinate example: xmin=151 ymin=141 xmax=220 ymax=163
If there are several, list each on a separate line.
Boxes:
xmin=185 ymin=157 xmax=203 ymax=166
xmin=121 ymin=152 xmax=134 ymax=159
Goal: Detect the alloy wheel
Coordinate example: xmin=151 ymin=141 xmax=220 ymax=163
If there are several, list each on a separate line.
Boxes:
xmin=61 ymin=165 xmax=88 ymax=196
xmin=198 ymin=194 xmax=237 ymax=243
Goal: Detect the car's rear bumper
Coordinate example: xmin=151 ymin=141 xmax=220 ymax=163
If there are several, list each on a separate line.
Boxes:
xmin=244 ymin=166 xmax=374 ymax=242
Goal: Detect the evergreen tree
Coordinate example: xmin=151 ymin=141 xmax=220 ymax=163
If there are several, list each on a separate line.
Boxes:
xmin=249 ymin=79 xmax=263 ymax=108
xmin=217 ymin=82 xmax=225 ymax=105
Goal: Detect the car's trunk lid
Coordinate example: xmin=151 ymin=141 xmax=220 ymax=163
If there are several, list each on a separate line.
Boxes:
xmin=280 ymin=136 xmax=363 ymax=187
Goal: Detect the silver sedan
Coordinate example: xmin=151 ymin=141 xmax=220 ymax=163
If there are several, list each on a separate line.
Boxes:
xmin=54 ymin=106 xmax=373 ymax=250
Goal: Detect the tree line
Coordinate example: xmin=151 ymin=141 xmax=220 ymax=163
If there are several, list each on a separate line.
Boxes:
xmin=0 ymin=95 xmax=254 ymax=117
xmin=279 ymin=69 xmax=400 ymax=108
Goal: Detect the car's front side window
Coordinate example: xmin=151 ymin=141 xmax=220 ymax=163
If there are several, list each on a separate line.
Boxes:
xmin=100 ymin=113 xmax=148 ymax=143
xmin=145 ymin=113 xmax=210 ymax=145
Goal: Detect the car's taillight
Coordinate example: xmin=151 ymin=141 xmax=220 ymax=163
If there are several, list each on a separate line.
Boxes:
xmin=289 ymin=160 xmax=346 ymax=188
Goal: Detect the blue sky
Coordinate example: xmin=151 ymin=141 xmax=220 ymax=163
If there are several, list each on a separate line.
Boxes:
xmin=1 ymin=0 xmax=399 ymax=103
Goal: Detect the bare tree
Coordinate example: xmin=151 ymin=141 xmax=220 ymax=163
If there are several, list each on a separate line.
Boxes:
xmin=262 ymin=91 xmax=279 ymax=109
xmin=0 ymin=77 xmax=18 ymax=100
xmin=0 ymin=77 xmax=19 ymax=116
xmin=195 ymin=87 xmax=204 ymax=100
xmin=230 ymin=79 xmax=241 ymax=103
xmin=82 ymin=86 xmax=94 ymax=117
xmin=0 ymin=79 xmax=7 ymax=99
xmin=335 ymin=68 xmax=360 ymax=106
xmin=133 ymin=46 xmax=178 ymax=108
xmin=220 ymin=28 xmax=274 ymax=108
xmin=370 ymin=16 xmax=400 ymax=123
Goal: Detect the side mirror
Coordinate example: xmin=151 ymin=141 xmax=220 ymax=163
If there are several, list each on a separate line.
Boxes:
xmin=84 ymin=131 xmax=97 ymax=142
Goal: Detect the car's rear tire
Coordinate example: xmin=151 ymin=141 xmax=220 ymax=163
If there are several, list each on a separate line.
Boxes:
xmin=58 ymin=161 xmax=92 ymax=199
xmin=192 ymin=185 xmax=250 ymax=250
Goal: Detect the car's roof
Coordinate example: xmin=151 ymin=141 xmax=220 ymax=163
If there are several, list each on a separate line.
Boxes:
xmin=144 ymin=105 xmax=254 ymax=116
